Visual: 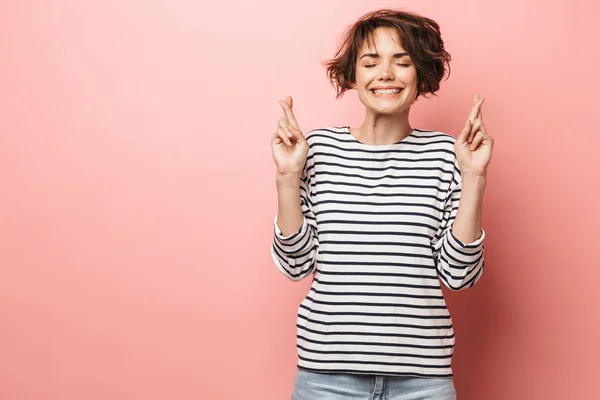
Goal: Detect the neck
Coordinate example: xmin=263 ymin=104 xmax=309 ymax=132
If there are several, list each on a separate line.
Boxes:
xmin=354 ymin=108 xmax=413 ymax=145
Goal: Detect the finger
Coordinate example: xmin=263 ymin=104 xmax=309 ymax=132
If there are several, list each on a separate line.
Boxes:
xmin=288 ymin=124 xmax=306 ymax=145
xmin=470 ymin=131 xmax=485 ymax=151
xmin=272 ymin=128 xmax=285 ymax=145
xmin=279 ymin=99 xmax=300 ymax=130
xmin=468 ymin=96 xmax=485 ymax=123
xmin=279 ymin=99 xmax=299 ymax=130
xmin=277 ymin=127 xmax=292 ymax=147
xmin=278 ymin=117 xmax=292 ymax=136
xmin=476 ymin=96 xmax=483 ymax=120
xmin=278 ymin=119 xmax=293 ymax=146
xmin=457 ymin=118 xmax=472 ymax=145
xmin=469 ymin=99 xmax=484 ymax=123
xmin=478 ymin=120 xmax=487 ymax=134
xmin=272 ymin=129 xmax=283 ymax=144
xmin=468 ymin=118 xmax=482 ymax=143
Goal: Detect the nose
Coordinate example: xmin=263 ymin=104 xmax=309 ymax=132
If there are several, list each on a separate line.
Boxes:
xmin=379 ymin=64 xmax=394 ymax=80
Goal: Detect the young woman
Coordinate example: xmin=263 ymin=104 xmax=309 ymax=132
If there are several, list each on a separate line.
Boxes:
xmin=270 ymin=8 xmax=493 ymax=400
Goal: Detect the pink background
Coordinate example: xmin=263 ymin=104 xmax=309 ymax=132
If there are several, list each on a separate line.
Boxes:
xmin=1 ymin=0 xmax=598 ymax=399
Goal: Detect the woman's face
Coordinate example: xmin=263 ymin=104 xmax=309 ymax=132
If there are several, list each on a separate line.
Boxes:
xmin=351 ymin=27 xmax=418 ymax=115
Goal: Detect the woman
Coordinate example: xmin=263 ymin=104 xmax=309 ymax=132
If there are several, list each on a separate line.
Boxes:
xmin=270 ymin=8 xmax=493 ymax=399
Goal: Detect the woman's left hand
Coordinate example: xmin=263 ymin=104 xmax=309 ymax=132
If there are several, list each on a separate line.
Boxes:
xmin=455 ymin=94 xmax=494 ymax=176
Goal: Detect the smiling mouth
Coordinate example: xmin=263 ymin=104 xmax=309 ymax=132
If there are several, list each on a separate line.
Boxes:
xmin=370 ymin=88 xmax=403 ymax=96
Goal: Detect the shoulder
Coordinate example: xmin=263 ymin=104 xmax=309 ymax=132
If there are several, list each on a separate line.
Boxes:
xmin=304 ymin=126 xmax=349 ymax=144
xmin=412 ymin=128 xmax=457 ymax=152
xmin=412 ymin=128 xmax=456 ymax=143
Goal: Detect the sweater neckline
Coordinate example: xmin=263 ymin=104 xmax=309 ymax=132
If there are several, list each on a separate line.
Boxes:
xmin=343 ymin=126 xmax=417 ymax=148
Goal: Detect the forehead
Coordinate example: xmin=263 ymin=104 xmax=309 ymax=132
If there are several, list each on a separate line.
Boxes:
xmin=359 ymin=27 xmax=406 ymax=53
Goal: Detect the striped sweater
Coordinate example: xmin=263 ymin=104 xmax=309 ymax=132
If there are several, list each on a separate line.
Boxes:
xmin=271 ymin=126 xmax=485 ymax=378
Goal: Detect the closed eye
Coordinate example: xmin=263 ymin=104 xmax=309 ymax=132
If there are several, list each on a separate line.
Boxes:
xmin=364 ymin=64 xmax=410 ymax=68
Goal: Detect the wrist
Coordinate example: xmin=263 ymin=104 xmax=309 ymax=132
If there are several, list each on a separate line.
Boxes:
xmin=462 ymin=172 xmax=487 ymax=186
xmin=276 ymin=171 xmax=302 ymax=188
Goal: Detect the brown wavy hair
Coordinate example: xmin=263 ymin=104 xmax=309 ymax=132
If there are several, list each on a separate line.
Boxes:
xmin=323 ymin=9 xmax=451 ymax=100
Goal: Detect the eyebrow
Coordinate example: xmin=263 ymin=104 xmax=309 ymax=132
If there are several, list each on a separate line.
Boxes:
xmin=359 ymin=52 xmax=410 ymax=60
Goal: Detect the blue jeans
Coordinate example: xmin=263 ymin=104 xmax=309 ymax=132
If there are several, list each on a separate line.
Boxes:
xmin=292 ymin=367 xmax=457 ymax=400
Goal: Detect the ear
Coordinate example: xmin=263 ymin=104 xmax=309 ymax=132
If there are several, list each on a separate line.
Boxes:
xmin=348 ymin=80 xmax=356 ymax=89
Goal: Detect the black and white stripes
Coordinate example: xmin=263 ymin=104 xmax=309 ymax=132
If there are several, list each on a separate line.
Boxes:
xmin=271 ymin=126 xmax=485 ymax=377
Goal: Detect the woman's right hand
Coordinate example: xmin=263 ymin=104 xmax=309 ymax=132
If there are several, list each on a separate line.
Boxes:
xmin=271 ymin=96 xmax=309 ymax=175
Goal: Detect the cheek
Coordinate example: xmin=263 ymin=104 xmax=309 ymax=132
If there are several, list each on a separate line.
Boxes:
xmin=354 ymin=74 xmax=365 ymax=86
xmin=356 ymin=68 xmax=376 ymax=83
xmin=405 ymin=69 xmax=419 ymax=87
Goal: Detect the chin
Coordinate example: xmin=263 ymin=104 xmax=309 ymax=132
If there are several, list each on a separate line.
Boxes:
xmin=371 ymin=107 xmax=397 ymax=114
xmin=369 ymin=102 xmax=408 ymax=115
xmin=359 ymin=94 xmax=413 ymax=114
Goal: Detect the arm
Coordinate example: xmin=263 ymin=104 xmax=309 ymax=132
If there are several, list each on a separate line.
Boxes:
xmin=432 ymin=93 xmax=494 ymax=290
xmin=432 ymin=161 xmax=485 ymax=291
xmin=452 ymin=173 xmax=486 ymax=243
xmin=270 ymin=166 xmax=319 ymax=282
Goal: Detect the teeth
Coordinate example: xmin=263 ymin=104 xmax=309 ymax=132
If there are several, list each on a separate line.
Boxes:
xmin=372 ymin=89 xmax=401 ymax=94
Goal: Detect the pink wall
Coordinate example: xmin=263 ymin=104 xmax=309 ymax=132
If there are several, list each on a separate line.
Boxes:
xmin=0 ymin=1 xmax=598 ymax=398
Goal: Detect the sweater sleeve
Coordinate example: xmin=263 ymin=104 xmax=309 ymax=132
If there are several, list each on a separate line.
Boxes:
xmin=270 ymin=161 xmax=319 ymax=282
xmin=431 ymin=159 xmax=485 ymax=291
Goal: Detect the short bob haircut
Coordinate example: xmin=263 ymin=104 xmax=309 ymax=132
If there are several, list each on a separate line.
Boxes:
xmin=324 ymin=9 xmax=451 ymax=100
